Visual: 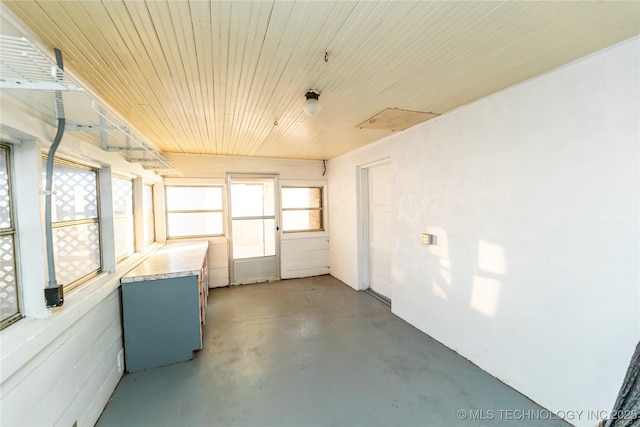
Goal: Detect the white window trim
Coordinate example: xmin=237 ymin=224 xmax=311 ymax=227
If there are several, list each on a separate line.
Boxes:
xmin=45 ymin=156 xmax=102 ymax=290
xmin=279 ymin=180 xmax=329 ymax=241
xmin=0 ymin=109 xmax=166 ymax=322
xmin=0 ymin=143 xmax=22 ymax=329
xmin=112 ymin=174 xmax=135 ymax=261
xmin=141 ymin=182 xmax=156 ymax=247
xmin=165 ymin=184 xmax=225 ymax=239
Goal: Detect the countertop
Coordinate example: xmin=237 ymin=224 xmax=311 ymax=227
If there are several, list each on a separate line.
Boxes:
xmin=121 ymin=241 xmax=209 ymax=283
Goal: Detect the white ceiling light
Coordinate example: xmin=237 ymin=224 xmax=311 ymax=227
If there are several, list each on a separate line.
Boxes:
xmin=304 ymin=91 xmax=321 ymax=116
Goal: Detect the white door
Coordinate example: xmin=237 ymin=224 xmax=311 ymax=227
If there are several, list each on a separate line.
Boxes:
xmin=368 ymin=163 xmax=392 ymax=299
xmin=228 ymin=175 xmax=280 ymax=284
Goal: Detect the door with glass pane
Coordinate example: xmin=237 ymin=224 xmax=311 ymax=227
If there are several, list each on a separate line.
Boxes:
xmin=228 ymin=175 xmax=280 ymax=284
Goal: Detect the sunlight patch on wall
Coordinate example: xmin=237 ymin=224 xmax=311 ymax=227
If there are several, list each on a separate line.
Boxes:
xmin=429 ymin=228 xmax=449 ymax=259
xmin=439 ymin=268 xmax=452 ymax=286
xmin=432 ymin=280 xmax=449 ymax=300
xmin=428 ymin=228 xmax=451 ymax=300
xmin=470 ymin=276 xmax=502 ymax=318
xmin=477 ymin=239 xmax=507 ymax=275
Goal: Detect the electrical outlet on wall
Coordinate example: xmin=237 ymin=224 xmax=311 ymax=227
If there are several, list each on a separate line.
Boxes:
xmin=117 ymin=349 xmax=125 ymax=374
xmin=421 ymin=233 xmax=437 ymax=245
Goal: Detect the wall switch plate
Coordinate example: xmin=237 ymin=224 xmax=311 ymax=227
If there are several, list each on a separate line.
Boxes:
xmin=421 ymin=233 xmax=437 ymax=245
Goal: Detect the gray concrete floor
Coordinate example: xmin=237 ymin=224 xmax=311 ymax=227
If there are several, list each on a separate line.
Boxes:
xmin=97 ymin=276 xmax=568 ymax=427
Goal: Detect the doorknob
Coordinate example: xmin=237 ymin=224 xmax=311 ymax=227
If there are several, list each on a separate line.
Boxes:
xmin=276 ymin=225 xmax=280 ymax=231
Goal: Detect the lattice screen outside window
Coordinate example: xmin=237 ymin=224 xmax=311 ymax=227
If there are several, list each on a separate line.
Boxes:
xmin=0 ymin=145 xmax=20 ymax=330
xmin=112 ymin=176 xmax=134 ymax=260
xmin=44 ymin=158 xmax=101 ymax=289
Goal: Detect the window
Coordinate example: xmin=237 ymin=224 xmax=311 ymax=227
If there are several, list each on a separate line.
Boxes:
xmin=1 ymin=145 xmax=20 ymax=329
xmin=165 ymin=186 xmax=223 ymax=238
xmin=143 ymin=184 xmax=155 ymax=245
xmin=112 ymin=176 xmax=134 ymax=260
xmin=281 ymin=187 xmax=323 ymax=232
xmin=45 ymin=158 xmax=101 ymax=290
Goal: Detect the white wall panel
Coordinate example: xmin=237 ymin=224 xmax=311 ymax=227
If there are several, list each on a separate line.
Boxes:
xmin=164 ymin=153 xmax=326 ymax=181
xmin=281 ymin=237 xmax=330 ymax=279
xmin=328 ymin=38 xmax=639 ymax=426
xmin=209 ymin=237 xmax=230 ymax=288
xmin=0 ymin=289 xmax=123 ymax=427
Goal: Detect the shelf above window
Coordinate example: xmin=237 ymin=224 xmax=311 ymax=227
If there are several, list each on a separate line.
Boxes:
xmin=0 ymin=35 xmax=180 ymax=175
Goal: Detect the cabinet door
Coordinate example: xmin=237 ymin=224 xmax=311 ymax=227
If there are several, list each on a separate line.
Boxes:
xmin=122 ymin=276 xmax=201 ymax=372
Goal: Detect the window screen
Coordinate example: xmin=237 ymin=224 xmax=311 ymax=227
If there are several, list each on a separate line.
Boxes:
xmin=281 ymin=187 xmax=323 ymax=232
xmin=165 ymin=186 xmax=223 ymax=238
xmin=1 ymin=145 xmax=20 ymax=329
xmin=45 ymin=159 xmax=101 ymax=289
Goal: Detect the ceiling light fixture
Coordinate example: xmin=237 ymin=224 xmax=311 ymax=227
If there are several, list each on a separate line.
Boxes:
xmin=304 ymin=91 xmax=321 ymax=116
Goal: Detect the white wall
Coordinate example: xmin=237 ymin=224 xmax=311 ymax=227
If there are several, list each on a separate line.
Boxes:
xmin=164 ymin=153 xmax=327 ymax=181
xmin=281 ymin=236 xmax=330 ymax=279
xmin=164 ymin=154 xmax=330 ymax=285
xmin=329 ymin=37 xmax=639 ymax=425
xmin=2 ymin=274 xmax=122 ymax=426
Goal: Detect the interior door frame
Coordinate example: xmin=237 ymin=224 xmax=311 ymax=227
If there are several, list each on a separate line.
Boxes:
xmin=356 ymin=158 xmax=391 ymax=292
xmin=226 ymin=173 xmax=281 ymax=285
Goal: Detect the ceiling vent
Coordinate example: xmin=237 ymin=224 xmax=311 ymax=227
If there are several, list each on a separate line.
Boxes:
xmin=357 ymin=108 xmax=440 ymax=132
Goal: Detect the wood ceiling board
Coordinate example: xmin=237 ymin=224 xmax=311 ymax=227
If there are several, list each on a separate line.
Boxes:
xmin=6 ymin=1 xmax=169 ymax=149
xmin=233 ymin=1 xmax=275 ymax=154
xmin=255 ymin=123 xmax=389 ymax=161
xmin=230 ymin=1 xmax=337 ymax=156
xmin=418 ymin=10 xmax=640 ymax=115
xmin=61 ymin=3 xmax=152 ymax=109
xmin=117 ymin=1 xmax=193 ymax=150
xmin=190 ymin=1 xmax=216 ymax=153
xmin=40 ymin=1 xmax=181 ymax=150
xmin=85 ymin=2 xmax=183 ymax=148
xmin=233 ymin=1 xmax=310 ymax=155
xmin=2 ymin=0 xmax=639 ymax=160
xmin=144 ymin=1 xmax=202 ymax=151
xmin=233 ymin=2 xmax=280 ymax=156
xmin=242 ymin=3 xmax=318 ymax=152
xmin=170 ymin=2 xmax=204 ymax=111
xmin=210 ymin=0 xmax=231 ymax=154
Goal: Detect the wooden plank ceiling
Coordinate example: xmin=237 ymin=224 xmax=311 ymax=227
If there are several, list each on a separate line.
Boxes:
xmin=2 ymin=1 xmax=639 ymax=160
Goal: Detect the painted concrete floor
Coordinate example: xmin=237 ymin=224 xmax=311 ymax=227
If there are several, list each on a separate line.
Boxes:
xmin=97 ymin=276 xmax=569 ymax=427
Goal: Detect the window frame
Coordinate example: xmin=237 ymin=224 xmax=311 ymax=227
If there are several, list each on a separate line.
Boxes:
xmin=143 ymin=183 xmax=155 ymax=245
xmin=165 ymin=185 xmax=224 ymax=239
xmin=281 ymin=186 xmax=325 ymax=233
xmin=112 ymin=174 xmax=135 ymax=261
xmin=1 ymin=144 xmax=22 ymax=330
xmin=44 ymin=156 xmax=102 ymax=291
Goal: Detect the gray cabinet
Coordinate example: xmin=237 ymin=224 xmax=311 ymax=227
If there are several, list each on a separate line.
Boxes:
xmin=121 ymin=242 xmax=209 ymax=372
